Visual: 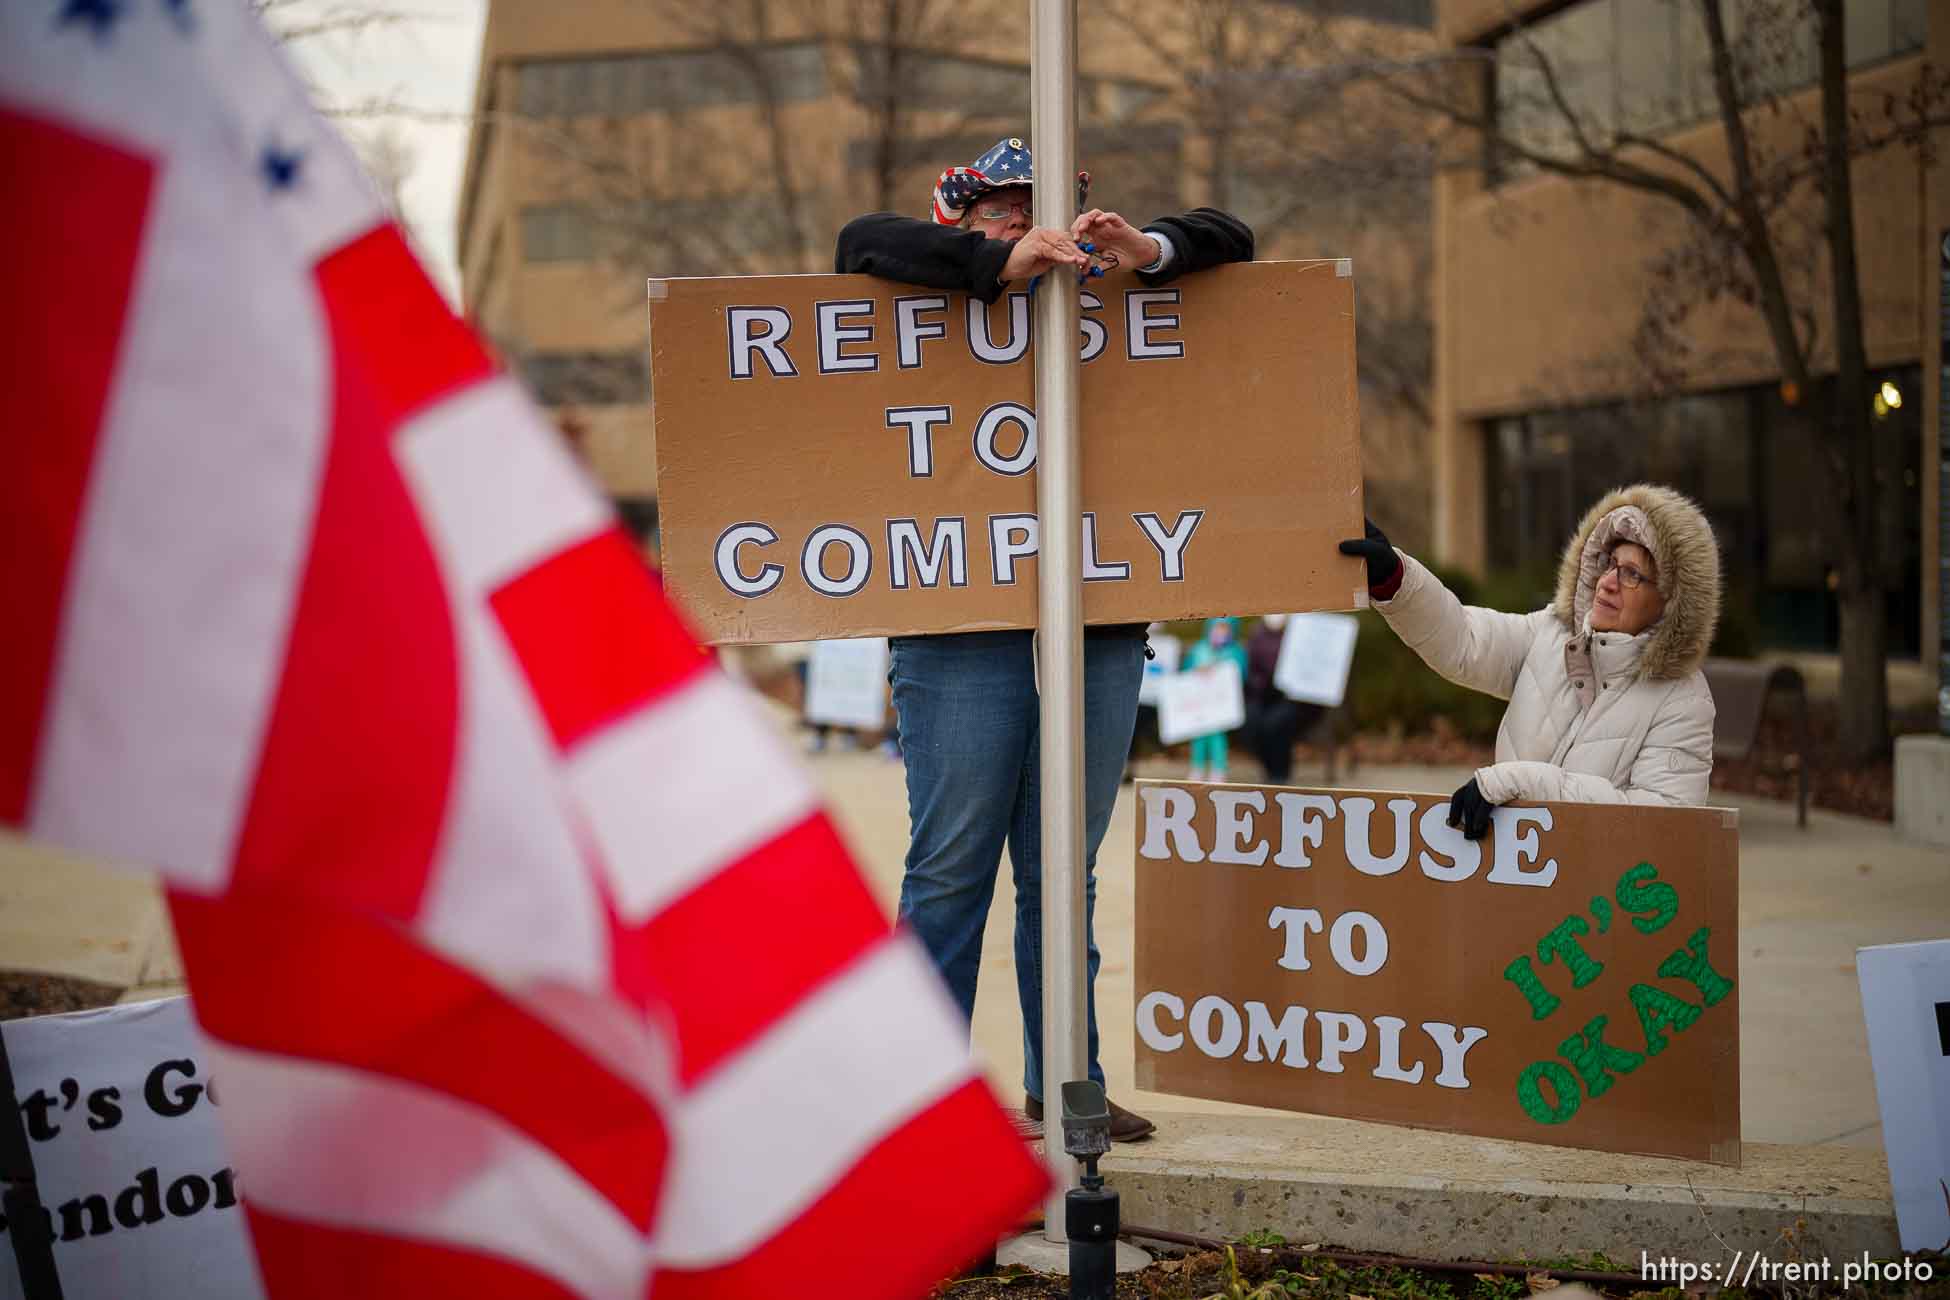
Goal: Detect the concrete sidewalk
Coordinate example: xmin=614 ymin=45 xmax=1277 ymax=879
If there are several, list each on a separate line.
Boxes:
xmin=3 ymin=732 xmax=1944 ymax=1260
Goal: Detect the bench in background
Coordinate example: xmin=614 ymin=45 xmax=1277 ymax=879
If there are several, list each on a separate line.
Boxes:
xmin=1702 ymin=658 xmax=1810 ymax=828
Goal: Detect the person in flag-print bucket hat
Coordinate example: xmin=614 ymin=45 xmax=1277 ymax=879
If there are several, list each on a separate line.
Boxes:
xmin=835 ymin=137 xmax=1254 ymax=1145
xmin=929 ymin=135 xmax=1037 ymax=226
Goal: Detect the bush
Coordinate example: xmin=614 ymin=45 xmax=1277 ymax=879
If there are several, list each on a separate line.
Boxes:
xmin=1342 ymin=610 xmax=1505 ymax=744
xmin=1708 ymin=597 xmax=1759 ymax=659
xmin=1337 ymin=565 xmax=1553 ymax=745
xmin=1156 ymin=566 xmax=1554 ymax=747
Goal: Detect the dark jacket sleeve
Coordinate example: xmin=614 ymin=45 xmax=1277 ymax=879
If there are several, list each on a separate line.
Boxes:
xmin=1138 ymin=208 xmax=1255 ymax=285
xmin=834 ymin=213 xmax=1016 ymax=304
xmin=1245 ymin=626 xmax=1282 ymax=696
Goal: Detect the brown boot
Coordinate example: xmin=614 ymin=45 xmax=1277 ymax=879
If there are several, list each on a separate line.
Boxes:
xmin=1023 ymin=1094 xmax=1157 ymax=1143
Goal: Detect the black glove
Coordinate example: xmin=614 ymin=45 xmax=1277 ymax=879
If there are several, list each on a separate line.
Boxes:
xmin=1337 ymin=517 xmax=1400 ymax=591
xmin=1447 ymin=777 xmax=1495 ymax=841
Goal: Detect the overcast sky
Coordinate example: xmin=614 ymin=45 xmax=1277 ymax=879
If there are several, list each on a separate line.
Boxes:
xmin=279 ymin=0 xmax=488 ymax=303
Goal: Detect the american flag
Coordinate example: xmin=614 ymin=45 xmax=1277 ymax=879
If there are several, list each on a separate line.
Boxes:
xmin=0 ymin=2 xmax=1045 ymax=1295
xmin=930 ymin=137 xmax=1032 ymax=225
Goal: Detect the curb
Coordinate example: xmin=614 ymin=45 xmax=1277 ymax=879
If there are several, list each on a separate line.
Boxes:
xmin=1100 ymin=1111 xmax=1897 ymax=1266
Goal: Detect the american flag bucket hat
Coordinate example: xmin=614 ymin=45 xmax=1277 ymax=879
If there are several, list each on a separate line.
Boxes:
xmin=930 ymin=136 xmax=1034 ymax=225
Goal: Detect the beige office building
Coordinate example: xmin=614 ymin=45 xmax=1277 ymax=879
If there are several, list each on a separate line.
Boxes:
xmin=1428 ymin=0 xmax=1943 ymax=695
xmin=457 ymin=1 xmax=1437 ymax=534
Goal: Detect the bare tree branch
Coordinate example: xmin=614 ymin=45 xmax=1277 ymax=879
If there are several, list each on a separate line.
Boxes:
xmin=1699 ymin=0 xmax=1813 ymax=387
xmin=1609 ymin=129 xmax=1740 ymax=211
xmin=1340 ymin=0 xmax=1937 ymax=760
xmin=1372 ymin=66 xmax=1726 ymax=225
xmin=255 ymin=0 xmax=419 ymax=43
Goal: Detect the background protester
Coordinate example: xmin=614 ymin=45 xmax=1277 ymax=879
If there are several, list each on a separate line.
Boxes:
xmin=784 ymin=643 xmax=842 ymax=754
xmin=1182 ymin=617 xmax=1248 ymax=783
xmin=1339 ymin=483 xmax=1721 ymax=837
xmin=837 ymin=136 xmax=1253 ymax=1143
xmin=1242 ymin=615 xmax=1321 ymax=786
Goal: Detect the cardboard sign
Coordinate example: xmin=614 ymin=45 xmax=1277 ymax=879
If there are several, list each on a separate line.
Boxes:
xmin=803 ymin=637 xmax=891 ymax=730
xmin=1856 ymin=939 xmax=1950 ymax=1250
xmin=1158 ymin=660 xmax=1246 ymax=745
xmin=1137 ymin=633 xmax=1183 ymax=707
xmin=1133 ymin=783 xmax=1741 ymax=1164
xmin=1272 ymin=613 xmax=1359 ymax=707
xmin=649 ymin=262 xmax=1366 ymax=643
xmin=0 ymin=997 xmax=265 ymax=1299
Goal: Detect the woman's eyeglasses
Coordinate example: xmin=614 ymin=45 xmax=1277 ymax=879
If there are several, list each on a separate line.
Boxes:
xmin=975 ymin=192 xmax=1034 ymax=220
xmin=1602 ymin=558 xmax=1651 ymax=590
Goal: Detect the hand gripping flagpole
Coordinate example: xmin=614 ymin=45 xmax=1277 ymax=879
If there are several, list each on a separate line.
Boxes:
xmin=1030 ymin=0 xmax=1087 ymax=1246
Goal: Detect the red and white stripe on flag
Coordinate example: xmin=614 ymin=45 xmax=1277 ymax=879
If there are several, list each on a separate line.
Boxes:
xmin=0 ymin=2 xmax=1045 ymax=1295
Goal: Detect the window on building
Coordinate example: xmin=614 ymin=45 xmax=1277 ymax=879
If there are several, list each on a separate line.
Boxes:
xmin=849 ymin=48 xmax=1028 ymax=111
xmin=844 ymin=49 xmax=1165 ymax=132
xmin=521 ymin=203 xmax=596 ymax=263
xmin=1493 ymin=0 xmax=1925 ymax=180
xmin=520 ymin=352 xmax=649 ymax=406
xmin=1224 ymin=157 xmax=1425 ymax=242
xmin=1484 ymin=371 xmax=1923 ymax=656
xmin=1091 ymin=78 xmax=1167 ymax=125
xmin=1845 ymin=0 xmax=1928 ymax=70
xmin=519 ymin=196 xmax=808 ymax=268
xmin=516 ymin=44 xmax=827 ymax=117
xmin=1493 ymin=0 xmax=1611 ymax=170
xmin=1265 ymin=0 xmax=1432 ymax=24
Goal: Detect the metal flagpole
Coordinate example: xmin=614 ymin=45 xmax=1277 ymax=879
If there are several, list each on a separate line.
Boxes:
xmin=1030 ymin=0 xmax=1086 ymax=1246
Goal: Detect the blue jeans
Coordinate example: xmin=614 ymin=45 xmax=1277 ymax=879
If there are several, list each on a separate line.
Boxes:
xmin=889 ymin=630 xmax=1146 ymax=1102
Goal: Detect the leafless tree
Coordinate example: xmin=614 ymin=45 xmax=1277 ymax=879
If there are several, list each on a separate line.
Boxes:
xmin=1356 ymin=0 xmax=1948 ymax=761
xmin=514 ymin=0 xmax=1019 ymax=286
xmin=1092 ymin=0 xmax=1306 ymax=212
xmin=1094 ymin=0 xmax=1442 ymax=531
xmin=257 ymin=0 xmax=420 ymax=116
xmin=824 ymin=0 xmax=1019 ymax=212
xmin=352 ymin=122 xmax=415 ymax=213
xmin=255 ymin=0 xmax=412 ymax=44
xmin=494 ymin=0 xmax=1028 ymax=415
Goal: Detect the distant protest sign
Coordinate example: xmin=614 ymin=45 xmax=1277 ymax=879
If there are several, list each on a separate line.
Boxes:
xmin=0 ymin=997 xmax=264 ymax=1299
xmin=1856 ymin=939 xmax=1950 ymax=1250
xmin=1133 ymin=783 xmax=1741 ymax=1164
xmin=1157 ymin=659 xmax=1245 ymax=746
xmin=1137 ymin=632 xmax=1182 ymax=707
xmin=649 ymin=262 xmax=1366 ymax=643
xmin=1272 ymin=613 xmax=1358 ymax=707
xmin=804 ymin=637 xmax=891 ymax=730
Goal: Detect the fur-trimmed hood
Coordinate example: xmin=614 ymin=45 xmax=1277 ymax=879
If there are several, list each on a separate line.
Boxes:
xmin=1551 ymin=484 xmax=1721 ymax=682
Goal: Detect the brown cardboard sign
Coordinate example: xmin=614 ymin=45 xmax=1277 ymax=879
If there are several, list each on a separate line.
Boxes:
xmin=648 ymin=262 xmax=1365 ymax=644
xmin=1133 ymin=782 xmax=1741 ymax=1165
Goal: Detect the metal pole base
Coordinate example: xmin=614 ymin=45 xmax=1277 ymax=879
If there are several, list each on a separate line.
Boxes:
xmin=997 ymin=1230 xmax=1152 ymax=1277
xmin=1066 ymin=1183 xmax=1119 ymax=1299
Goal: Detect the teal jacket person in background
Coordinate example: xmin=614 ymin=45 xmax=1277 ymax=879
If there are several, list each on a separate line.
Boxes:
xmin=1183 ymin=617 xmax=1246 ymax=782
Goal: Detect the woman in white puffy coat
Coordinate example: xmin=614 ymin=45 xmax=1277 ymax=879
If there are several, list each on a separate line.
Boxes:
xmin=1338 ymin=483 xmax=1721 ymax=837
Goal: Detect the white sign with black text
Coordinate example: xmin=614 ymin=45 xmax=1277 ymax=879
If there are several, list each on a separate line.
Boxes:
xmin=0 ymin=996 xmax=264 ymax=1300
xmin=1272 ymin=612 xmax=1359 ymax=707
xmin=1857 ymin=938 xmax=1950 ymax=1252
xmin=1158 ymin=659 xmax=1245 ymax=746
xmin=804 ymin=637 xmax=892 ymax=731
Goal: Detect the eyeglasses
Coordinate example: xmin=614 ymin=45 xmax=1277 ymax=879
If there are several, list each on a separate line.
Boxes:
xmin=975 ymin=192 xmax=1033 ymax=220
xmin=1602 ymin=557 xmax=1651 ymax=590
